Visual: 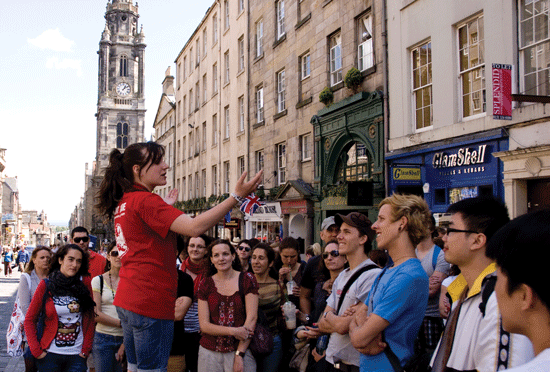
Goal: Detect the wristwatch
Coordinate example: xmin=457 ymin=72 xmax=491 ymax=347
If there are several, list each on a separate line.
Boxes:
xmin=230 ymin=193 xmax=246 ymax=205
xmin=235 ymin=350 xmax=246 ymax=358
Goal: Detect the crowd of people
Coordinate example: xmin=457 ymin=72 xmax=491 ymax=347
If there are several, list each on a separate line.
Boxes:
xmin=9 ymin=141 xmax=550 ymax=372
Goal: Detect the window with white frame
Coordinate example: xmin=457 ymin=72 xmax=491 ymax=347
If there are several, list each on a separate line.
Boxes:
xmin=189 ymin=89 xmax=193 ymax=113
xmin=213 ymin=63 xmax=218 ymax=93
xmin=212 ymin=165 xmax=218 ymax=195
xmin=239 ymin=96 xmax=245 ymax=132
xmin=238 ymin=156 xmax=245 ymax=175
xmin=213 ymin=15 xmax=218 ymax=44
xmin=358 ymin=14 xmax=373 ymax=71
xmin=238 ymin=36 xmax=245 ymax=72
xmin=277 ymin=143 xmax=286 ymax=185
xmin=212 ymin=114 xmax=218 ymax=145
xmin=183 ymin=96 xmax=186 ymax=118
xmin=195 ymin=127 xmax=200 ymax=154
xmin=189 ymin=132 xmax=193 ymax=157
xmin=195 ymin=82 xmax=200 ymax=109
xmin=196 ymin=38 xmax=200 ymax=66
xmin=519 ymin=0 xmax=550 ymax=95
xmin=256 ymin=150 xmax=264 ymax=184
xmin=256 ymin=85 xmax=264 ymax=123
xmin=301 ymin=133 xmax=311 ymax=161
xmin=182 ymin=177 xmax=186 ymax=199
xmin=203 ymin=28 xmax=207 ymax=56
xmin=224 ymin=105 xmax=230 ymax=139
xmin=177 ymin=140 xmax=181 ymax=163
xmin=330 ymin=33 xmax=343 ymax=86
xmin=301 ymin=53 xmax=311 ymax=79
xmin=202 ymin=169 xmax=206 ymax=197
xmin=183 ymin=56 xmax=187 ymax=80
xmin=224 ymin=161 xmax=230 ymax=193
xmin=276 ymin=0 xmax=285 ymax=40
xmin=224 ymin=0 xmax=229 ymax=30
xmin=412 ymin=41 xmax=433 ymax=130
xmin=256 ymin=19 xmax=264 ymax=57
xmin=189 ymin=174 xmax=193 ymax=198
xmin=277 ymin=69 xmax=286 ymax=112
xmin=195 ymin=172 xmax=200 ymax=198
xmin=202 ymin=122 xmax=207 ymax=149
xmin=224 ymin=51 xmax=230 ymax=84
xmin=182 ymin=136 xmax=186 ymax=160
xmin=189 ymin=48 xmax=193 ymax=71
xmin=203 ymin=74 xmax=207 ymax=103
xmin=458 ymin=14 xmax=485 ymax=118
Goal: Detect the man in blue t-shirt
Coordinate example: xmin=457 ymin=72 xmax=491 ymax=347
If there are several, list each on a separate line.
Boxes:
xmin=349 ymin=194 xmax=430 ymax=371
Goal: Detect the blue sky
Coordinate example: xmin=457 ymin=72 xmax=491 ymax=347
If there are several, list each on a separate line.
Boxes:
xmin=0 ymin=0 xmax=210 ymax=225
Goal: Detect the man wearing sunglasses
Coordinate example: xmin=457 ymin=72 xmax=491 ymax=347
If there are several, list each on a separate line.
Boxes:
xmin=71 ymin=226 xmax=106 ymax=278
xmin=313 ymin=212 xmax=381 ymax=372
xmin=429 ymin=196 xmax=533 ymax=372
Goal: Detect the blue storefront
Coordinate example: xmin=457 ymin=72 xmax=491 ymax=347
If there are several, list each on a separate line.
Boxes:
xmin=387 ymin=130 xmax=508 ymax=214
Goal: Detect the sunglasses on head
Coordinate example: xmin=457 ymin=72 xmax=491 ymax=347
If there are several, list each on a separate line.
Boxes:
xmin=237 ymin=246 xmax=251 ymax=252
xmin=73 ymin=237 xmax=89 ymax=243
xmin=109 ymin=251 xmax=119 ymax=257
xmin=322 ymin=250 xmax=340 ymax=259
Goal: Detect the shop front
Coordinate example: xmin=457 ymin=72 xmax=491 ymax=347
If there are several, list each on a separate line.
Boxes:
xmin=387 ymin=131 xmax=508 ymax=214
xmin=276 ymin=180 xmax=315 ymax=247
xmin=244 ymin=202 xmax=283 ymax=243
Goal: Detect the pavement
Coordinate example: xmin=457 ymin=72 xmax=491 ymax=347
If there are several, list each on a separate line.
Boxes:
xmin=0 ymin=269 xmax=27 ymax=372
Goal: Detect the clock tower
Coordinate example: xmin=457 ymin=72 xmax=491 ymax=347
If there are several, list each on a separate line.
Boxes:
xmin=95 ymin=0 xmax=146 ymax=174
xmin=91 ymin=0 xmax=146 ymax=238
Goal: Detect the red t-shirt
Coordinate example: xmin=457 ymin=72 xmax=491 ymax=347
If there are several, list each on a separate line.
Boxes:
xmin=113 ymin=188 xmax=183 ymax=320
xmin=88 ymin=250 xmax=106 ymax=279
xmin=197 ymin=272 xmax=259 ymax=352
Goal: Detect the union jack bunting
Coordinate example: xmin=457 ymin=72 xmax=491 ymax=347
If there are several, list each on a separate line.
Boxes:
xmin=240 ymin=193 xmax=264 ymax=216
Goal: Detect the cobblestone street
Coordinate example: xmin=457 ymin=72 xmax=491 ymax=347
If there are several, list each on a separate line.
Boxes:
xmin=0 ymin=269 xmax=27 ymax=372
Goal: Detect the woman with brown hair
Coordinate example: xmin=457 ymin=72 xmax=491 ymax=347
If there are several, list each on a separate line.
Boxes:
xmin=96 ymin=141 xmax=262 ymax=372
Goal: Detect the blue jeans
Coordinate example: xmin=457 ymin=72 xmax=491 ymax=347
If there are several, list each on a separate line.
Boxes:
xmin=116 ymin=307 xmax=174 ymax=372
xmin=93 ymin=332 xmax=125 ymax=372
xmin=36 ymin=352 xmax=87 ymax=372
xmin=259 ymin=334 xmax=282 ymax=372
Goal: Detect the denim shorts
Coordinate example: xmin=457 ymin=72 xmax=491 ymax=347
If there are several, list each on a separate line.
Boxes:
xmin=93 ymin=332 xmax=125 ymax=372
xmin=116 ymin=307 xmax=174 ymax=372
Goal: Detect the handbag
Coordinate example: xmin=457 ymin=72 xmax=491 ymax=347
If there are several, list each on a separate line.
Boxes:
xmin=238 ymin=273 xmax=274 ymax=357
xmin=6 ymin=273 xmax=31 ymax=356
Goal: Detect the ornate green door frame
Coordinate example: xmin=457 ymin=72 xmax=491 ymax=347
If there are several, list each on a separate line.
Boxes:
xmin=311 ymin=91 xmax=385 ymax=238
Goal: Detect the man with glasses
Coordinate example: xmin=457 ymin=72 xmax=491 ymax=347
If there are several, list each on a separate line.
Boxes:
xmin=311 ymin=212 xmax=381 ymax=372
xmin=429 ymin=196 xmax=533 ymax=372
xmin=71 ymin=226 xmax=106 ymax=278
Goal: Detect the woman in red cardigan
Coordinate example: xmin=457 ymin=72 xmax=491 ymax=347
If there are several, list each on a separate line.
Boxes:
xmin=24 ymin=244 xmax=95 ymax=372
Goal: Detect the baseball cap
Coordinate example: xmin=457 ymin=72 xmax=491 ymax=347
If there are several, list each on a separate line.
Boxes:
xmin=321 ymin=216 xmax=337 ymax=231
xmin=335 ymin=212 xmax=376 ymax=242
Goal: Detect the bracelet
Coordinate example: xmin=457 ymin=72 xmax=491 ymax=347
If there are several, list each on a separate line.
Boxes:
xmin=235 ymin=350 xmax=246 ymax=358
xmin=230 ymin=193 xmax=246 ymax=205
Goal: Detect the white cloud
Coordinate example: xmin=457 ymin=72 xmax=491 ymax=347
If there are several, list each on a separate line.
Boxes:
xmin=28 ymin=28 xmax=74 ymax=52
xmin=46 ymin=57 xmax=82 ymax=76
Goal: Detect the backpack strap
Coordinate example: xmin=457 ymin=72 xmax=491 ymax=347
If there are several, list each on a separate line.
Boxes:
xmin=336 ymin=264 xmax=379 ymax=314
xmin=99 ymin=274 xmax=104 ymax=296
xmin=479 ymin=275 xmax=496 ymax=317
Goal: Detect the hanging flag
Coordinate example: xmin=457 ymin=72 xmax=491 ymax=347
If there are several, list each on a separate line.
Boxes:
xmin=225 ymin=211 xmax=231 ymax=223
xmin=240 ymin=193 xmax=264 ymax=216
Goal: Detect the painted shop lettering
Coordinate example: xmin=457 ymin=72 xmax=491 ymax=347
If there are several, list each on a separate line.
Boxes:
xmin=432 ymin=145 xmax=487 ymax=169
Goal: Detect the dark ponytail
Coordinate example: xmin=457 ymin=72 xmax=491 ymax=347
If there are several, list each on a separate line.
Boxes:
xmin=96 ymin=142 xmax=165 ymax=219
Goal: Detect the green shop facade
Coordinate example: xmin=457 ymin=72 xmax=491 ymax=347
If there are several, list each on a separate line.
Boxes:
xmin=311 ymin=91 xmax=385 ymax=239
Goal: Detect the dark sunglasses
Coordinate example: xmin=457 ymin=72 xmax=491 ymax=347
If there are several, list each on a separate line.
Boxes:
xmin=322 ymin=250 xmax=340 ymax=259
xmin=73 ymin=237 xmax=89 ymax=243
xmin=237 ymin=246 xmax=251 ymax=252
xmin=442 ymin=227 xmax=479 ymax=235
xmin=109 ymin=251 xmax=119 ymax=257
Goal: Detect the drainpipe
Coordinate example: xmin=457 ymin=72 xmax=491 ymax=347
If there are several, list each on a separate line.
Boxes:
xmin=381 ymin=0 xmax=390 ymax=197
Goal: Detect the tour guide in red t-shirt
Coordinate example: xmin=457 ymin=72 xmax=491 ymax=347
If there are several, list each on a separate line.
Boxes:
xmin=97 ymin=141 xmax=262 ymax=372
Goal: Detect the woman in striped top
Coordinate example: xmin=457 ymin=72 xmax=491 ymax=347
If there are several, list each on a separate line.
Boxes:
xmin=251 ymin=243 xmax=285 ymax=372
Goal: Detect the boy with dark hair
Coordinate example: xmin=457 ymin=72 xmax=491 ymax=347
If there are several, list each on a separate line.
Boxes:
xmin=486 ymin=210 xmax=550 ymax=371
xmin=430 ymin=196 xmax=533 ymax=372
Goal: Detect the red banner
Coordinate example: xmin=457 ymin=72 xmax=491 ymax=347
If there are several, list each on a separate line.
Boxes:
xmin=492 ymin=64 xmax=512 ymax=120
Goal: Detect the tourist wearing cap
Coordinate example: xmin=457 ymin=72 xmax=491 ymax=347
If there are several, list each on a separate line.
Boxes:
xmin=299 ymin=216 xmax=340 ymax=322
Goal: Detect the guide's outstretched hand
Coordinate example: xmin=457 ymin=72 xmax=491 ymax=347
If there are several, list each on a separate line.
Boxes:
xmin=233 ymin=170 xmax=263 ymax=198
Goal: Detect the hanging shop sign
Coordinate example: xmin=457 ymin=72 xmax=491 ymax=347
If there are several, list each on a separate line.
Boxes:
xmin=492 ymin=64 xmax=513 ymax=120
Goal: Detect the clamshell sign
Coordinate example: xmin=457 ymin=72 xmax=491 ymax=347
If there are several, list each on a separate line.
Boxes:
xmin=392 ymin=167 xmax=421 ymax=181
xmin=432 ymin=145 xmax=487 ymax=169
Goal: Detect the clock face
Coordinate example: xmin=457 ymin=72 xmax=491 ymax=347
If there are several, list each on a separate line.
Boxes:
xmin=116 ymin=83 xmax=131 ymax=96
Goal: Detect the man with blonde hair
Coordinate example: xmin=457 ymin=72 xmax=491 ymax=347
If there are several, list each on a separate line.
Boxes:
xmin=350 ymin=194 xmax=431 ymax=371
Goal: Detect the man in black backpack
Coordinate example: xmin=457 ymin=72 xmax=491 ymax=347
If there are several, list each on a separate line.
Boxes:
xmin=430 ymin=196 xmax=533 ymax=372
xmin=311 ymin=212 xmax=382 ymax=372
